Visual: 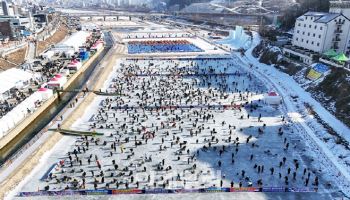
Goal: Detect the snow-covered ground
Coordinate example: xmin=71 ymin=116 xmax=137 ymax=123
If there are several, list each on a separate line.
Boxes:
xmin=232 ymin=32 xmax=350 ymax=196
xmin=6 ymin=23 xmax=350 ymax=200
xmin=89 ymin=21 xmax=142 ymax=27
xmin=12 ymin=57 xmax=340 ymax=198
xmin=216 ymin=26 xmax=252 ymax=50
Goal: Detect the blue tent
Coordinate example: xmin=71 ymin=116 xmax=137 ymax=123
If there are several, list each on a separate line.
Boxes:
xmin=312 ymin=63 xmax=329 ymax=74
xmin=21 ymin=30 xmax=31 ymax=37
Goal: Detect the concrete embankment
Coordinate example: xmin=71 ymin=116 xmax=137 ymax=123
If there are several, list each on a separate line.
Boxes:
xmin=0 ymin=32 xmax=118 ymax=200
xmin=0 ymin=46 xmax=109 ymax=164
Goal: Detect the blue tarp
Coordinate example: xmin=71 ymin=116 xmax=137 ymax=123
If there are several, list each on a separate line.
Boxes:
xmin=21 ymin=30 xmax=31 ymax=37
xmin=312 ymin=63 xmax=329 ymax=74
xmin=79 ymin=51 xmax=90 ymax=61
xmin=128 ymin=44 xmax=203 ymax=54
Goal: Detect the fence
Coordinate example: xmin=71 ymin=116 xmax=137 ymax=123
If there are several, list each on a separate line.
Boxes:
xmin=0 ymin=42 xmax=27 ymax=57
xmin=18 ymin=187 xmax=316 ymax=197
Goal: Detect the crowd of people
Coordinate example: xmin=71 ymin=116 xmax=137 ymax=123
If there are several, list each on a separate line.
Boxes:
xmin=128 ymin=40 xmax=203 ymax=54
xmin=43 ymin=58 xmax=322 ymax=192
xmin=126 ymin=32 xmax=194 ymax=39
xmin=0 ymin=89 xmax=31 ymax=118
xmin=128 ymin=40 xmax=193 ymax=45
xmin=0 ymin=59 xmax=66 ymax=121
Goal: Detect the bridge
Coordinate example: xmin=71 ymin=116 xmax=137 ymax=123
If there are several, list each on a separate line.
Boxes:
xmin=66 ymin=12 xmax=169 ymax=22
xmin=177 ymin=12 xmax=275 ymax=26
xmin=67 ymin=12 xmax=168 ymax=18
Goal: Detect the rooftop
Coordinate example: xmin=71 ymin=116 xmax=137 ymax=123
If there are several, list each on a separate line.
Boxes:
xmin=180 ymin=3 xmax=230 ymax=14
xmin=0 ymin=15 xmax=29 ymax=19
xmin=298 ymin=12 xmax=343 ymax=23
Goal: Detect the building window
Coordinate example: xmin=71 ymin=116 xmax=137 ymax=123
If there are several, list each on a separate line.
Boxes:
xmin=315 ymin=25 xmax=317 ymax=29
xmin=306 ymin=40 xmax=309 ymax=44
xmin=306 ymin=17 xmax=308 ymax=20
xmin=320 ymin=27 xmax=323 ymax=30
xmin=304 ymin=24 xmax=306 ymax=27
xmin=313 ymin=33 xmax=316 ymax=37
xmin=297 ymin=30 xmax=300 ymax=33
xmin=308 ymin=32 xmax=310 ymax=36
xmin=298 ymin=23 xmax=301 ymax=26
xmin=309 ymin=25 xmax=312 ymax=28
xmin=296 ymin=37 xmax=298 ymax=41
xmin=302 ymin=39 xmax=304 ymax=42
xmin=317 ymin=42 xmax=320 ymax=46
xmin=319 ymin=35 xmax=321 ymax=38
xmin=302 ymin=31 xmax=305 ymax=35
xmin=311 ymin=41 xmax=314 ymax=45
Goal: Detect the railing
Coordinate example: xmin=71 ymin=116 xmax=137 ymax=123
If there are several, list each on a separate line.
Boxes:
xmin=335 ymin=29 xmax=343 ymax=34
xmin=0 ymin=42 xmax=27 ymax=57
xmin=319 ymin=57 xmax=345 ymax=68
xmin=336 ymin=21 xmax=344 ymax=25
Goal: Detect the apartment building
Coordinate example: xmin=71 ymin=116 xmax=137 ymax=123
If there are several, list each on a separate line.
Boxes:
xmin=284 ymin=12 xmax=350 ymax=64
xmin=294 ymin=12 xmax=349 ymax=53
xmin=283 ymin=0 xmax=350 ymax=66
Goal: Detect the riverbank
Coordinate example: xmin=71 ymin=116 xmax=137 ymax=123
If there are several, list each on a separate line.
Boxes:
xmin=0 ymin=32 xmax=120 ymax=200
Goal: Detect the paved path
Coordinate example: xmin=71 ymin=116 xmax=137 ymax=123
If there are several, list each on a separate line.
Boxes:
xmin=26 ymin=42 xmax=36 ymax=61
xmin=61 ymin=44 xmax=125 ymax=129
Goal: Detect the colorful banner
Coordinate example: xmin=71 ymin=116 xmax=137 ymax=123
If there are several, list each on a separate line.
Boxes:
xmin=84 ymin=190 xmax=109 ymax=195
xmin=307 ymin=63 xmax=329 ymax=80
xmin=262 ymin=187 xmax=285 ymax=192
xmin=18 ymin=187 xmax=316 ymax=197
xmin=111 ymin=189 xmax=142 ymax=194
xmin=230 ymin=187 xmax=260 ymax=192
xmin=307 ymin=69 xmax=322 ymax=80
xmin=143 ymin=188 xmax=173 ymax=194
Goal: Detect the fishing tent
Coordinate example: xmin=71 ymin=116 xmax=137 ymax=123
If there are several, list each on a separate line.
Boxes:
xmin=0 ymin=68 xmax=34 ymax=101
xmin=264 ymin=91 xmax=282 ymax=105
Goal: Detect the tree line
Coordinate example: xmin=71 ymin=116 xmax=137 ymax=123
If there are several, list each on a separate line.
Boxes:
xmin=279 ymin=0 xmax=330 ymax=30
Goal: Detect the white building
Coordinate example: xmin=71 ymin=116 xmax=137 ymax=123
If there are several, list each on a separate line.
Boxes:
xmin=294 ymin=12 xmax=349 ymax=54
xmin=284 ymin=11 xmax=350 ymax=64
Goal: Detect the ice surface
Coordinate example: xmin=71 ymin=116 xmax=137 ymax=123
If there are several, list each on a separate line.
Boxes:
xmin=6 ymin=27 xmax=350 ymax=200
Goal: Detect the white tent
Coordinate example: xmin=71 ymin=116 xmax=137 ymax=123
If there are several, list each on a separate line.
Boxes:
xmin=91 ymin=41 xmax=103 ymax=51
xmin=264 ymin=91 xmax=282 ymax=105
xmin=0 ymin=68 xmax=34 ymax=101
xmin=81 ymin=23 xmax=99 ymax=31
xmin=0 ymin=91 xmax=43 ymax=139
xmin=53 ymin=31 xmax=90 ymax=53
xmin=38 ymin=87 xmax=53 ymax=100
xmin=47 ymin=74 xmax=67 ymax=89
xmin=64 ymin=50 xmax=75 ymax=58
xmin=67 ymin=60 xmax=82 ymax=71
xmin=42 ymin=50 xmax=54 ymax=60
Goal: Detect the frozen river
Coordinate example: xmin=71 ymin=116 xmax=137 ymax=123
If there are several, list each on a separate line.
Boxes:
xmin=13 ymin=57 xmax=340 ymax=199
xmin=6 ymin=25 xmax=347 ymax=199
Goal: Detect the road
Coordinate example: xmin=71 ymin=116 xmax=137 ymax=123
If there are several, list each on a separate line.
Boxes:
xmin=26 ymin=42 xmax=36 ymax=61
